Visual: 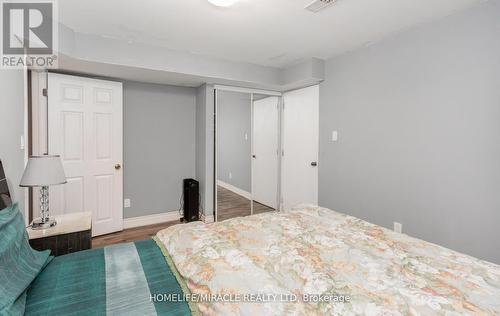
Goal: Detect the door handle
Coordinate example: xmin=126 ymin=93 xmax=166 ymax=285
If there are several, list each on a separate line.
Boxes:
xmin=311 ymin=162 xmax=318 ymax=167
xmin=252 ymin=155 xmax=256 ymax=159
xmin=114 ymin=164 xmax=121 ymax=170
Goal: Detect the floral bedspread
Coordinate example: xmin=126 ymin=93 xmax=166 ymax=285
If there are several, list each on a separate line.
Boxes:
xmin=156 ymin=205 xmax=500 ymax=315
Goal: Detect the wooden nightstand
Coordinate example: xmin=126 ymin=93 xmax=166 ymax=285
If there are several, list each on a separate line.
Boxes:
xmin=27 ymin=212 xmax=92 ymax=256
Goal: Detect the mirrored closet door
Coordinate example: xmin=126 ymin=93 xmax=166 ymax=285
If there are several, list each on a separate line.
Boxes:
xmin=215 ymin=88 xmax=281 ymax=222
xmin=216 ymin=90 xmax=253 ymax=221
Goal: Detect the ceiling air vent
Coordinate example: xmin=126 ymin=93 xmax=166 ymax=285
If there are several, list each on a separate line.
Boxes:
xmin=305 ymin=0 xmax=336 ymax=12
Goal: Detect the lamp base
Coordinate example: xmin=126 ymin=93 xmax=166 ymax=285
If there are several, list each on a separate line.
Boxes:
xmin=31 ymin=218 xmax=57 ymax=230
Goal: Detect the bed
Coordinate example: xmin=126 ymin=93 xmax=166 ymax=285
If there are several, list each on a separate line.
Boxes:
xmin=0 ymin=202 xmax=194 ymax=316
xmin=24 ymin=239 xmax=194 ymax=316
xmin=156 ymin=205 xmax=500 ymax=315
xmin=2 ymin=203 xmax=500 ymax=315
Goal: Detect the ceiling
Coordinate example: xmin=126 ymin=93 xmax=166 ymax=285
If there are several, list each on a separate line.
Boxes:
xmin=59 ymin=0 xmax=485 ymax=68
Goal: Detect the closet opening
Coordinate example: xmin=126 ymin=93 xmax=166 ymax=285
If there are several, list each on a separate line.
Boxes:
xmin=213 ymin=86 xmax=282 ymax=222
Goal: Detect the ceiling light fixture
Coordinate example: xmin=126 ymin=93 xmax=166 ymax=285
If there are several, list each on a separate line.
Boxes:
xmin=208 ymin=0 xmax=239 ymax=7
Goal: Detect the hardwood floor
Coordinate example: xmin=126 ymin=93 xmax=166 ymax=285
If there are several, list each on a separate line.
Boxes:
xmin=254 ymin=201 xmax=275 ymax=215
xmin=92 ymin=221 xmax=179 ymax=248
xmin=217 ymin=185 xmax=275 ymax=221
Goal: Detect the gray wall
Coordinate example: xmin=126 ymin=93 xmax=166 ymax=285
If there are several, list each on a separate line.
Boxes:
xmin=0 ymin=70 xmax=25 ymax=216
xmin=123 ymin=81 xmax=196 ymax=218
xmin=217 ymin=91 xmax=252 ymax=192
xmin=319 ymin=0 xmax=500 ymax=264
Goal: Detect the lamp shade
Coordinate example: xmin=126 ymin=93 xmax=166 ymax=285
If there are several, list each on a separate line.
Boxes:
xmin=20 ymin=155 xmax=67 ymax=187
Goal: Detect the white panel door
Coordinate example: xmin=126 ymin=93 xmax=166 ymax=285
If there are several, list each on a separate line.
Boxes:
xmin=282 ymin=85 xmax=319 ymax=210
xmin=252 ymin=96 xmax=279 ymax=209
xmin=48 ymin=73 xmax=123 ymax=236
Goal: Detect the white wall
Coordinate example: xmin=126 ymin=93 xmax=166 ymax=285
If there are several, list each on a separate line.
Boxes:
xmin=0 ymin=69 xmax=26 ymax=215
xmin=196 ymin=84 xmax=215 ymax=220
xmin=58 ymin=23 xmax=325 ymax=91
xmin=195 ymin=85 xmax=207 ymax=214
xmin=319 ymin=0 xmax=500 ymax=264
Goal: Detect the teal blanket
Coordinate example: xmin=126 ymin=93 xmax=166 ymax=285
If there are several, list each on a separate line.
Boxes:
xmin=0 ymin=204 xmax=52 ymax=316
xmin=25 ymin=239 xmax=192 ymax=316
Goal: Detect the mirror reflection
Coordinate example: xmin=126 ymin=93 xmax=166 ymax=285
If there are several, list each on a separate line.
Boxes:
xmin=216 ymin=91 xmax=279 ymax=222
xmin=216 ymin=91 xmax=252 ymax=221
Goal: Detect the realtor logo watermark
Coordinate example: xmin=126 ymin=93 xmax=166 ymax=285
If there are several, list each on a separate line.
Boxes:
xmin=1 ymin=0 xmax=58 ymax=69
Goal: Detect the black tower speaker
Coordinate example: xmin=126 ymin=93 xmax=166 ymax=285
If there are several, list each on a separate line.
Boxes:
xmin=183 ymin=179 xmax=199 ymax=222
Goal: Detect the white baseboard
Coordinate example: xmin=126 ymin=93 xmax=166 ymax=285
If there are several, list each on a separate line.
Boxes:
xmin=123 ymin=211 xmax=181 ymax=229
xmin=201 ymin=213 xmax=215 ymax=224
xmin=217 ymin=180 xmax=251 ymax=200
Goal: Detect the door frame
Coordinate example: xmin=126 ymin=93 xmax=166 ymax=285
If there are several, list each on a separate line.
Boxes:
xmin=213 ymin=85 xmax=283 ymax=222
xmin=29 ymin=71 xmax=124 ymax=235
xmin=47 ymin=72 xmax=124 ymax=236
xmin=29 ymin=70 xmax=48 ymax=221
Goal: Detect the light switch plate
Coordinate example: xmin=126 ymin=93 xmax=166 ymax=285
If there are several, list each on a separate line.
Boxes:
xmin=124 ymin=199 xmax=131 ymax=208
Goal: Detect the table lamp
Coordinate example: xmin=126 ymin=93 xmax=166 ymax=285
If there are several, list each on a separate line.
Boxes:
xmin=20 ymin=155 xmax=67 ymax=229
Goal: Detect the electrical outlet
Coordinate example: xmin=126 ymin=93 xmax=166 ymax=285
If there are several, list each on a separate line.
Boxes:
xmin=124 ymin=199 xmax=131 ymax=208
xmin=229 ymin=172 xmax=233 ymax=179
xmin=394 ymin=222 xmax=402 ymax=233
xmin=331 ymin=131 xmax=338 ymax=142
